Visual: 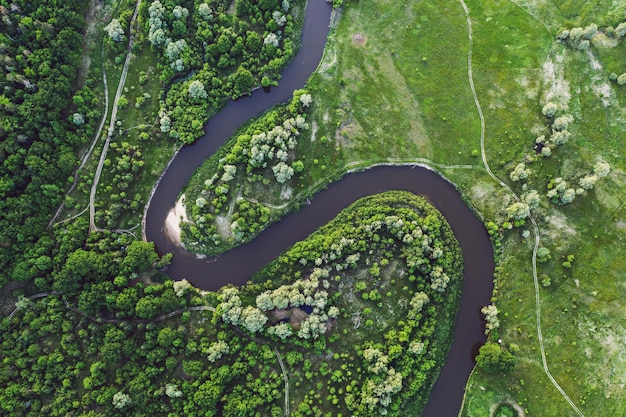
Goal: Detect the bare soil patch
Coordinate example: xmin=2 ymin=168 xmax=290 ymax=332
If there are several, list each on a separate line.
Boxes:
xmin=352 ymin=33 xmax=367 ymax=47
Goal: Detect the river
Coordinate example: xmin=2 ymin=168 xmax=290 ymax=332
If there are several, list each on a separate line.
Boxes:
xmin=144 ymin=1 xmax=494 ymax=416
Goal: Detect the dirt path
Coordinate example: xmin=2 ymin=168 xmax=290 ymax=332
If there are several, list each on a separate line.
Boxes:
xmin=273 ymin=347 xmax=290 ymax=417
xmin=458 ymin=1 xmax=585 ymax=415
xmin=90 ymin=0 xmax=142 ymax=232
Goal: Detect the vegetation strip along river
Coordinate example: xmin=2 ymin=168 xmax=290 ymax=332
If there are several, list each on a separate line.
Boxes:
xmin=144 ymin=1 xmax=494 ymax=415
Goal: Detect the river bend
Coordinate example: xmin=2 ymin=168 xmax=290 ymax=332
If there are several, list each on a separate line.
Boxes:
xmin=144 ymin=1 xmax=494 ymax=415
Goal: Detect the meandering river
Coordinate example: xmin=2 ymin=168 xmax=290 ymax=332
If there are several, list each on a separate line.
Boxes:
xmin=144 ymin=1 xmax=494 ymax=415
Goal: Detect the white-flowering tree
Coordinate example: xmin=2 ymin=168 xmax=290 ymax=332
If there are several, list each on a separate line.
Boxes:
xmin=542 ymin=101 xmax=557 ymax=117
xmin=408 ymin=340 xmax=425 ymax=355
xmin=165 ymin=39 xmax=187 ymax=62
xmin=198 ymin=3 xmax=213 ymax=20
xmin=195 ymin=197 xmax=206 ymax=208
xmin=552 ymin=114 xmax=573 ymax=131
xmin=241 ymin=306 xmax=267 ymax=333
xmin=297 ymin=314 xmax=326 ymax=339
xmin=207 ymin=340 xmax=230 ymax=362
xmin=506 ymin=202 xmax=530 ymax=220
xmin=408 ymin=291 xmax=429 ymax=319
xmin=268 ymin=322 xmax=293 ymax=339
xmin=149 ymin=28 xmax=167 ymax=47
xmin=362 ymin=347 xmax=389 ymax=374
xmin=272 ymin=10 xmax=287 ymax=26
xmin=105 ymin=19 xmax=124 ymax=42
xmin=148 ymin=1 xmax=167 ymax=47
xmin=256 ymin=291 xmax=274 ymax=311
xmin=218 ymin=287 xmax=242 ymax=325
xmin=551 ymin=129 xmax=570 ymax=145
xmin=160 ymin=113 xmax=171 ymax=132
xmin=264 ymin=33 xmax=279 ymax=47
xmin=481 ymin=304 xmax=500 ymax=335
xmin=72 ymin=113 xmax=85 ymax=126
xmin=522 ymin=190 xmax=541 ymax=209
xmin=272 ymin=161 xmax=294 ymax=183
xmin=172 ymin=5 xmax=189 ymax=19
xmin=593 ymin=161 xmax=610 ymax=177
xmin=328 ymin=305 xmax=339 ymax=318
xmin=561 ymin=187 xmax=576 ymax=204
xmin=300 ymin=93 xmax=313 ymax=107
xmin=112 ymin=391 xmax=132 ymax=409
xmin=165 ymin=384 xmax=183 ymax=398
xmin=173 ymin=279 xmax=192 ymax=297
xmin=579 ymin=174 xmax=598 ymax=190
xmin=509 ymin=162 xmax=530 ymax=182
xmin=430 ymin=266 xmax=450 ymax=292
xmin=188 ymin=80 xmax=207 ymax=99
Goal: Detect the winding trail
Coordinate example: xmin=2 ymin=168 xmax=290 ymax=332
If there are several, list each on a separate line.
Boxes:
xmin=48 ymin=48 xmax=110 ymax=229
xmin=89 ymin=0 xmax=142 ymax=232
xmin=274 ymin=347 xmax=290 ymax=417
xmin=458 ymin=1 xmax=585 ymax=415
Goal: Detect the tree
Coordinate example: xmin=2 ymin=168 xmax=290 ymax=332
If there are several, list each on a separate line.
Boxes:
xmin=509 ymin=162 xmax=529 ymax=182
xmin=120 ymin=241 xmax=158 ymax=275
xmin=542 ymin=101 xmax=557 ymax=117
xmin=537 ymin=246 xmax=551 ymax=263
xmin=481 ymin=304 xmax=500 ymax=335
xmin=272 ymin=162 xmax=294 ymax=183
xmin=105 ymin=19 xmax=125 ymax=42
xmin=135 ymin=295 xmax=159 ymax=319
xmin=593 ymin=161 xmax=610 ymax=178
xmin=476 ymin=342 xmax=515 ymax=374
xmin=188 ymin=80 xmax=207 ymax=99
xmin=112 ymin=391 xmax=132 ymax=409
xmin=232 ymin=66 xmax=255 ymax=96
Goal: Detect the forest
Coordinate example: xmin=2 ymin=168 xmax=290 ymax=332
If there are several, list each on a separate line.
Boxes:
xmin=1 ymin=191 xmax=463 ymax=416
xmin=0 ymin=0 xmax=97 ymax=285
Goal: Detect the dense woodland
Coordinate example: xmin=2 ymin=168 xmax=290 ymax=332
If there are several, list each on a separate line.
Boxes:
xmin=1 ymin=191 xmax=463 ymax=416
xmin=145 ymin=0 xmax=307 ymax=144
xmin=0 ymin=0 xmax=99 ymax=285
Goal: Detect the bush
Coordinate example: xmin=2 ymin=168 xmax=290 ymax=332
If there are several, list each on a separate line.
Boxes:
xmin=476 ymin=342 xmax=515 ymax=374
